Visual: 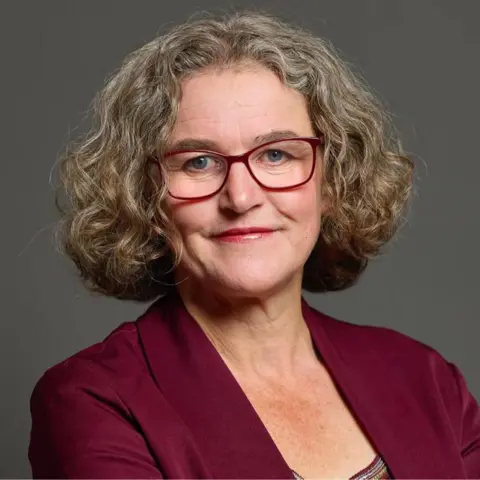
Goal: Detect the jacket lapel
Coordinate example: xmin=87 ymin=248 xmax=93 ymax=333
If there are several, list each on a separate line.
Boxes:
xmin=137 ymin=292 xmax=293 ymax=479
xmin=301 ymin=299 xmax=465 ymax=479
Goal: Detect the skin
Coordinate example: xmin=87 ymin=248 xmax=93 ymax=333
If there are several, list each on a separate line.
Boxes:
xmin=165 ymin=64 xmax=325 ymax=382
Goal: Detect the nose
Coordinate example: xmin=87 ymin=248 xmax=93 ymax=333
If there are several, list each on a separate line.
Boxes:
xmin=218 ymin=161 xmax=264 ymax=214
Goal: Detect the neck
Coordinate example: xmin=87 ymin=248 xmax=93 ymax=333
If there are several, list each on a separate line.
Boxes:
xmin=175 ymin=274 xmax=319 ymax=384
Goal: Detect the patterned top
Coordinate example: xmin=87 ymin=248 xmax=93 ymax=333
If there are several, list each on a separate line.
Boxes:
xmin=291 ymin=454 xmax=391 ymax=479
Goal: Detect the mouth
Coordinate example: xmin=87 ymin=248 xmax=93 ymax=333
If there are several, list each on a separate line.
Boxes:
xmin=212 ymin=227 xmax=277 ymax=243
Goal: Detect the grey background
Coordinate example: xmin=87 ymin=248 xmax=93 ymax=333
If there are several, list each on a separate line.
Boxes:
xmin=1 ymin=0 xmax=479 ymax=477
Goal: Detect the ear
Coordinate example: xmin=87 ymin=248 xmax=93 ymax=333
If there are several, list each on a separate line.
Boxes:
xmin=320 ymin=194 xmax=333 ymax=217
xmin=317 ymin=173 xmax=332 ymax=216
xmin=148 ymin=157 xmax=162 ymax=182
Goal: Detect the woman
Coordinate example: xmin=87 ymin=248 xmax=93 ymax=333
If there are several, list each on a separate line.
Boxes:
xmin=29 ymin=10 xmax=480 ymax=479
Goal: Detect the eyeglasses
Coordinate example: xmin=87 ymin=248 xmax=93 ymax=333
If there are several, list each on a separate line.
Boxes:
xmin=159 ymin=136 xmax=323 ymax=200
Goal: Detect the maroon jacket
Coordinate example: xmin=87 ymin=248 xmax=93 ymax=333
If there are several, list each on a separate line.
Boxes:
xmin=29 ymin=292 xmax=480 ymax=478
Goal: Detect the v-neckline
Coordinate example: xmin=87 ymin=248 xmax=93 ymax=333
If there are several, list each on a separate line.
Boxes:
xmin=136 ymin=292 xmax=463 ymax=479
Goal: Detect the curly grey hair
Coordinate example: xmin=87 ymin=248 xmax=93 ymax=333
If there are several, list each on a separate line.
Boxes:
xmin=55 ymin=10 xmax=413 ymax=300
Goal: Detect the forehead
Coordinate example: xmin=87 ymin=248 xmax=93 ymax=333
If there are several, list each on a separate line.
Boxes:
xmin=170 ymin=66 xmax=314 ymax=147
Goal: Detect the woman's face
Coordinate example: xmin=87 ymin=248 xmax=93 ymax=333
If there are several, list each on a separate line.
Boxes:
xmin=165 ymin=65 xmax=324 ymax=296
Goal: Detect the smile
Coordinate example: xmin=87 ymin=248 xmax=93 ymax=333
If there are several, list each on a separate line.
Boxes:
xmin=212 ymin=228 xmax=276 ymax=243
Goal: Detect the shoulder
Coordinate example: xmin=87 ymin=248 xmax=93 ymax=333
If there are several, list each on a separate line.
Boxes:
xmin=28 ymin=318 xmax=166 ymax=477
xmin=316 ymin=305 xmax=451 ymax=369
xmin=320 ymin=310 xmax=480 ymax=467
xmin=31 ymin=320 xmax=148 ymax=409
xmin=311 ymin=306 xmax=469 ymax=427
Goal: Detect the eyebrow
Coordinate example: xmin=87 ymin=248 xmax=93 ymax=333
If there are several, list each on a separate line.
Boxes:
xmin=166 ymin=130 xmax=302 ymax=152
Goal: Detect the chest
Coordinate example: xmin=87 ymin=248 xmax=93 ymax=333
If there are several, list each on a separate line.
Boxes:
xmin=240 ymin=375 xmax=379 ymax=479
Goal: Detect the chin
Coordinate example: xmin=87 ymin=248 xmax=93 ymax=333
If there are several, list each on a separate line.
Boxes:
xmin=206 ymin=263 xmax=299 ymax=299
xmin=178 ymin=247 xmax=308 ymax=299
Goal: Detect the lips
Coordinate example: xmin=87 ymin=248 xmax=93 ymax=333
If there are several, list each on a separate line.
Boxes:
xmin=213 ymin=227 xmax=277 ymax=243
xmin=215 ymin=227 xmax=275 ymax=237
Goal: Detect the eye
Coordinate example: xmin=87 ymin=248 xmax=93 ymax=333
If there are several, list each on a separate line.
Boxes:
xmin=186 ymin=156 xmax=212 ymax=170
xmin=266 ymin=150 xmax=285 ymax=162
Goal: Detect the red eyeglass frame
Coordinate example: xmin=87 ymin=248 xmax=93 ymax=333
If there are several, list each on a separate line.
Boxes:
xmin=153 ymin=136 xmax=324 ymax=201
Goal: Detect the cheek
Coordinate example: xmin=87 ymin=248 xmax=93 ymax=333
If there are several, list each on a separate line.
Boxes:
xmin=166 ymin=200 xmax=215 ymax=238
xmin=279 ymin=182 xmax=322 ymax=226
